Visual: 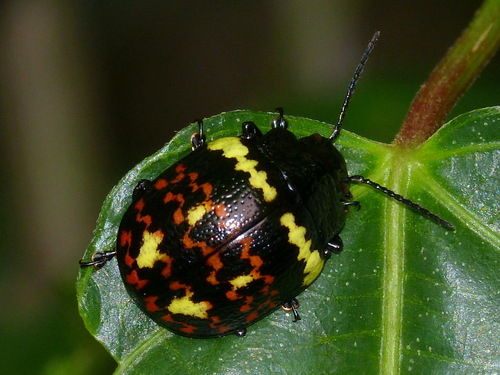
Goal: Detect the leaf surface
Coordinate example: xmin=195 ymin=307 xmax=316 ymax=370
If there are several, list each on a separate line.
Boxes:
xmin=76 ymin=107 xmax=500 ymax=374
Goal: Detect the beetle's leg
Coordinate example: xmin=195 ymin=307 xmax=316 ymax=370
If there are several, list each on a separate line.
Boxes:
xmin=235 ymin=328 xmax=247 ymax=337
xmin=324 ymin=235 xmax=343 ymax=258
xmin=79 ymin=250 xmax=117 ymax=269
xmin=282 ymin=298 xmax=301 ymax=322
xmin=271 ymin=107 xmax=288 ymax=129
xmin=190 ymin=119 xmax=206 ymax=150
xmin=241 ymin=121 xmax=263 ymax=140
xmin=342 ymin=200 xmax=361 ymax=212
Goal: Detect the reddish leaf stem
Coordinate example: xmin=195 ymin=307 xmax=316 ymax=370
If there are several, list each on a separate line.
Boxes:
xmin=394 ymin=0 xmax=500 ymax=147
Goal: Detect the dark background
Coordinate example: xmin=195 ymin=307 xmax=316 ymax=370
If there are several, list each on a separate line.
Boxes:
xmin=0 ymin=1 xmax=497 ymax=373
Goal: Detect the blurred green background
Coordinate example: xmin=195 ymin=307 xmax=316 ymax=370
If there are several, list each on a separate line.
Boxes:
xmin=0 ymin=1 xmax=498 ymax=374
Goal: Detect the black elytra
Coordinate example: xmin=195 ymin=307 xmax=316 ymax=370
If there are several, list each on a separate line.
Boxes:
xmin=79 ymin=31 xmax=453 ymax=338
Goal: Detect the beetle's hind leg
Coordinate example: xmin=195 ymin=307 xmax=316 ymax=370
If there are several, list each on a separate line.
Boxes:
xmin=79 ymin=250 xmax=117 ymax=269
xmin=324 ymin=235 xmax=344 ymax=259
xmin=282 ymin=298 xmax=301 ymax=322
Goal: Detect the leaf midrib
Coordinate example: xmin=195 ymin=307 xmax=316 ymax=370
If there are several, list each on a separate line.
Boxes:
xmin=379 ymin=156 xmax=408 ymax=375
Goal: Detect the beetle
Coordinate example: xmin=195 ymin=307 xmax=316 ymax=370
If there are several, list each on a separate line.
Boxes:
xmin=80 ymin=31 xmax=453 ymax=338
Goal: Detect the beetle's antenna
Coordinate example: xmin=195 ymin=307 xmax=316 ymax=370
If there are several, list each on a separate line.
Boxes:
xmin=329 ymin=31 xmax=380 ymax=141
xmin=348 ymin=175 xmax=454 ymax=229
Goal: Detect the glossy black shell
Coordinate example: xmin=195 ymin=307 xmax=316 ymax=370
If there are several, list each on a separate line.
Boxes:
xmin=115 ymin=122 xmax=351 ymax=337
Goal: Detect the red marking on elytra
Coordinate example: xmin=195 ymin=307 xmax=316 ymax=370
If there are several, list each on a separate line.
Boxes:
xmin=133 ymin=197 xmax=153 ymax=227
xmin=160 ymin=255 xmax=173 ymax=278
xmin=188 ymin=171 xmax=198 ymax=182
xmin=172 ymin=208 xmax=183 ymax=225
xmin=213 ymin=202 xmax=236 ymax=231
xmin=223 ymin=237 xmax=278 ymax=307
xmin=169 ymin=164 xmax=187 ymax=184
xmin=208 ymin=317 xmax=230 ymax=334
xmin=246 ymin=311 xmax=259 ymax=322
xmin=161 ymin=315 xmax=198 ymax=335
xmin=126 ymin=270 xmax=148 ymax=290
xmin=134 ymin=198 xmax=145 ymax=212
xmin=239 ymin=296 xmax=254 ymax=312
xmin=164 ymin=192 xmax=186 ymax=224
xmin=226 ymin=290 xmax=239 ymax=301
xmin=187 ymin=173 xmax=214 ymax=224
xmin=124 ymin=251 xmax=135 ymax=268
xmin=144 ymin=296 xmax=160 ymax=312
xmin=136 ymin=213 xmax=152 ymax=227
xmin=206 ymin=271 xmax=218 ymax=285
xmin=206 ymin=253 xmax=223 ymax=285
xmin=154 ymin=178 xmax=168 ymax=190
xmin=217 ymin=326 xmax=231 ymax=334
xmin=169 ymin=280 xmax=184 ymax=291
xmin=120 ymin=230 xmax=132 ymax=248
xmin=162 ymin=314 xmax=175 ymax=323
xmin=260 ymin=285 xmax=279 ymax=297
xmin=175 ymin=164 xmax=186 ymax=173
xmin=171 ymin=174 xmax=185 ymax=184
xmin=214 ymin=203 xmax=228 ymax=219
xmin=181 ymin=226 xmax=214 ymax=257
xmin=179 ymin=324 xmax=197 ymax=335
xmin=240 ymin=237 xmax=274 ymax=285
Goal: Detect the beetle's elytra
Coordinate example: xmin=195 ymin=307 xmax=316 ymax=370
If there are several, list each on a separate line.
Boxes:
xmin=80 ymin=31 xmax=453 ymax=338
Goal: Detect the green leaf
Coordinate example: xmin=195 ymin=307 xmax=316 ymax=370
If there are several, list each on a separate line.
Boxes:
xmin=76 ymin=107 xmax=499 ymax=374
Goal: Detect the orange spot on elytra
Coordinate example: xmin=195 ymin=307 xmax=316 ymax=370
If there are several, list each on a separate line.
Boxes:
xmin=134 ymin=198 xmax=145 ymax=211
xmin=226 ymin=290 xmax=239 ymax=301
xmin=169 ymin=280 xmax=184 ymax=290
xmin=136 ymin=213 xmax=152 ymax=227
xmin=214 ymin=203 xmax=227 ymax=218
xmin=207 ymin=272 xmax=218 ymax=285
xmin=173 ymin=208 xmax=184 ymax=224
xmin=175 ymin=164 xmax=186 ymax=173
xmin=181 ymin=227 xmax=214 ymax=256
xmin=239 ymin=237 xmax=275 ymax=286
xmin=120 ymin=230 xmax=132 ymax=247
xmin=163 ymin=192 xmax=186 ymax=224
xmin=200 ymin=183 xmax=212 ymax=196
xmin=162 ymin=314 xmax=174 ymax=322
xmin=154 ymin=179 xmax=168 ymax=189
xmin=124 ymin=252 xmax=135 ymax=268
xmin=160 ymin=256 xmax=172 ymax=278
xmin=217 ymin=326 xmax=231 ymax=334
xmin=206 ymin=253 xmax=223 ymax=285
xmin=188 ymin=172 xmax=199 ymax=182
xmin=161 ymin=308 xmax=198 ymax=335
xmin=220 ymin=237 xmax=278 ymax=308
xmin=246 ymin=312 xmax=259 ymax=322
xmin=240 ymin=296 xmax=254 ymax=312
xmin=179 ymin=324 xmax=197 ymax=334
xmin=126 ymin=270 xmax=148 ymax=289
xmin=171 ymin=173 xmax=185 ymax=184
xmin=144 ymin=296 xmax=160 ymax=312
xmin=209 ymin=316 xmax=231 ymax=333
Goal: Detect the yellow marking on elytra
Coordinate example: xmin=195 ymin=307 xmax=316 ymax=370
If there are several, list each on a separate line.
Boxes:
xmin=167 ymin=291 xmax=211 ymax=319
xmin=229 ymin=274 xmax=254 ymax=288
xmin=187 ymin=204 xmax=207 ymax=226
xmin=208 ymin=137 xmax=277 ymax=202
xmin=280 ymin=212 xmax=324 ymax=286
xmin=136 ymin=230 xmax=165 ymax=268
